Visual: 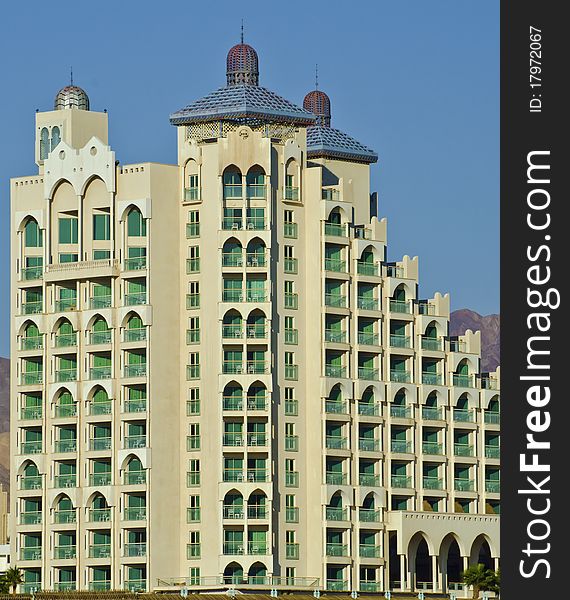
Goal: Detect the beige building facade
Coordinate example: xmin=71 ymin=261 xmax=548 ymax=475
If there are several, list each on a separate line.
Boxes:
xmin=10 ymin=41 xmax=500 ymax=596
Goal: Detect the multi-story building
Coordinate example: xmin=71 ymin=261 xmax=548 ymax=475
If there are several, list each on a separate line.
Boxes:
xmin=10 ymin=38 xmax=500 ymax=595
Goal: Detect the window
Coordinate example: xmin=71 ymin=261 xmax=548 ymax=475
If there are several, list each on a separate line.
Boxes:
xmin=187 ymin=496 xmax=200 ymax=522
xmin=187 ymin=281 xmax=200 ymax=309
xmin=94 ymin=250 xmax=111 ymax=260
xmin=59 ymin=217 xmax=78 ymax=244
xmin=187 ymin=211 xmax=200 ymax=237
xmin=187 ymin=352 xmax=200 ymax=379
xmin=51 ymin=126 xmax=61 ymax=150
xmin=284 ymin=387 xmax=298 ymax=415
xmin=187 ymin=424 xmax=200 ymax=450
xmin=187 ymin=246 xmax=200 ymax=273
xmin=187 ymin=459 xmax=200 ymax=486
xmin=127 ymin=209 xmax=146 ymax=237
xmin=40 ymin=128 xmax=50 ymax=159
xmin=187 ymin=388 xmax=200 ymax=415
xmin=93 ymin=213 xmax=111 ymax=240
xmin=188 ymin=531 xmax=200 ymax=558
xmin=189 ymin=567 xmax=200 ymax=585
xmin=187 ymin=317 xmax=200 ymax=344
xmin=24 ymin=220 xmax=43 ymax=247
xmin=59 ymin=253 xmax=79 ymax=263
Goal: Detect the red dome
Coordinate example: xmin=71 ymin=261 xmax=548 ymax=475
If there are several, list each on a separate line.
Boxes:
xmin=227 ymin=43 xmax=259 ymax=86
xmin=303 ymin=90 xmax=331 ymax=127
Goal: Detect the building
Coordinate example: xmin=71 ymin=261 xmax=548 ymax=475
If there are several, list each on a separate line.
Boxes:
xmin=10 ymin=38 xmax=500 ymax=596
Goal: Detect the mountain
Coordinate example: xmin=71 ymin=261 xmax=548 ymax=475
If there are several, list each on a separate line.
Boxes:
xmin=450 ymin=309 xmax=500 ymax=373
xmin=0 ymin=358 xmax=9 ymax=493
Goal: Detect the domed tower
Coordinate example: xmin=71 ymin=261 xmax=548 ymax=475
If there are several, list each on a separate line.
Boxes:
xmin=54 ymin=84 xmax=90 ymax=110
xmin=303 ymin=89 xmax=331 ymax=127
xmin=226 ymin=33 xmax=259 ymax=86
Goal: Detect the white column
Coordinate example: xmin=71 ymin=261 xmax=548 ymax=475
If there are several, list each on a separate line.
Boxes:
xmin=399 ymin=554 xmax=406 ymax=590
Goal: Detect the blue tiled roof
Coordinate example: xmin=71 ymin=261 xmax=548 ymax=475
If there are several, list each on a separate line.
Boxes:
xmin=307 ymin=126 xmax=378 ymax=164
xmin=170 ymin=84 xmax=316 ymax=126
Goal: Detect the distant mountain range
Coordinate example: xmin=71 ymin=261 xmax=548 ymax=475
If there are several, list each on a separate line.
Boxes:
xmin=0 ymin=310 xmax=499 ymax=496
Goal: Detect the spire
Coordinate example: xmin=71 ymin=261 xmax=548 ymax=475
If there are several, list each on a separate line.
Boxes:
xmin=241 ymin=19 xmax=244 ymax=44
xmin=70 ymin=66 xmax=73 ymax=86
xmin=315 ymin=64 xmax=318 ymax=90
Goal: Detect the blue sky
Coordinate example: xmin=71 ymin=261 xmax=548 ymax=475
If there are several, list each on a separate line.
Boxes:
xmin=0 ymin=0 xmax=499 ymax=357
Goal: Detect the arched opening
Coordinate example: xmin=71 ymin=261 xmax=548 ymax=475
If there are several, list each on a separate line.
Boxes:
xmin=248 ymin=562 xmax=268 ymax=584
xmin=447 ymin=539 xmax=462 ymax=589
xmin=246 ymin=239 xmax=266 ymax=267
xmin=246 ymin=166 xmax=266 ymax=199
xmin=325 ymin=384 xmax=344 ymax=413
xmin=223 ymin=166 xmax=242 ymax=199
xmin=325 ymin=208 xmax=345 ymax=236
xmin=358 ymin=387 xmax=376 ymax=416
xmin=125 ymin=312 xmax=145 ymax=342
xmin=55 ymin=388 xmax=77 ymax=418
xmin=24 ymin=218 xmax=43 ymax=248
xmin=326 ymin=491 xmax=345 ymax=521
xmin=358 ymin=246 xmax=377 ymax=275
xmin=55 ymin=318 xmax=76 ymax=348
xmin=90 ymin=316 xmax=111 ymax=345
xmin=471 ymin=538 xmax=493 ymax=570
xmin=90 ymin=493 xmax=110 ymax=522
xmin=246 ymin=309 xmax=266 ymax=339
xmin=247 ymin=382 xmax=267 ymax=410
xmin=55 ymin=495 xmax=75 ymax=524
xmin=223 ymin=310 xmax=243 ymax=339
xmin=223 ymin=562 xmax=244 ymax=584
xmin=184 ymin=159 xmax=199 ymax=201
xmin=51 ymin=126 xmax=61 ymax=151
xmin=413 ymin=536 xmax=432 ymax=590
xmin=223 ymin=491 xmax=244 ymax=519
xmin=21 ymin=461 xmax=41 ymax=490
xmin=248 ymin=491 xmax=267 ymax=519
xmin=125 ymin=456 xmax=146 ymax=485
xmin=21 ymin=322 xmax=42 ymax=352
xmin=223 ymin=382 xmax=243 ymax=411
xmin=222 ymin=238 xmax=243 ymax=267
xmin=126 ymin=207 xmax=146 ymax=237
xmin=89 ymin=386 xmax=111 ymax=416
xmin=388 ymin=532 xmax=401 ymax=589
xmin=392 ymin=389 xmax=409 ymax=418
xmin=485 ymin=397 xmax=500 ymax=424
xmin=40 ymin=128 xmax=50 ymax=159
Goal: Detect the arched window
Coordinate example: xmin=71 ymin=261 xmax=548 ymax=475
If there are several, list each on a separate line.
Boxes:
xmin=248 ymin=492 xmax=267 ymax=518
xmin=246 ymin=239 xmax=266 ymax=266
xmin=246 ymin=167 xmax=266 ymax=199
xmin=55 ymin=320 xmax=76 ymax=348
xmin=223 ymin=167 xmax=242 ymax=199
xmin=223 ymin=492 xmax=244 ymax=518
xmin=125 ymin=314 xmax=145 ymax=342
xmin=125 ymin=457 xmax=145 ymax=484
xmin=248 ymin=562 xmax=268 ymax=584
xmin=223 ymin=563 xmax=244 ymax=585
xmin=55 ymin=390 xmax=76 ymax=418
xmin=247 ymin=383 xmax=266 ymax=410
xmin=91 ymin=317 xmax=111 ymax=345
xmin=40 ymin=128 xmax=49 ymax=160
xmin=223 ymin=383 xmax=243 ymax=410
xmin=127 ymin=208 xmax=146 ymax=237
xmin=223 ymin=311 xmax=243 ymax=339
xmin=222 ymin=239 xmax=243 ymax=267
xmin=90 ymin=387 xmax=111 ymax=416
xmin=55 ymin=496 xmax=75 ymax=523
xmin=358 ymin=388 xmax=377 ymax=416
xmin=327 ymin=492 xmax=345 ymax=520
xmin=24 ymin=219 xmax=43 ymax=247
xmin=51 ymin=126 xmax=61 ymax=151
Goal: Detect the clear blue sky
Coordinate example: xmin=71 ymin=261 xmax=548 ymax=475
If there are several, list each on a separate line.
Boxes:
xmin=0 ymin=0 xmax=499 ymax=358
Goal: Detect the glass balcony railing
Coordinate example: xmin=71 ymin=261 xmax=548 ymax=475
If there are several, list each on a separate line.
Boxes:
xmin=245 ymin=216 xmax=266 ymax=230
xmin=90 ymin=330 xmax=112 ymax=345
xmin=422 ymin=406 xmax=443 ymax=420
xmin=453 ymin=374 xmax=475 ymax=388
xmin=359 ymin=438 xmax=380 ymax=452
xmin=285 ymin=364 xmax=298 ymax=380
xmin=89 ymin=508 xmax=111 ymax=522
xmin=326 ymin=543 xmax=348 ymax=557
xmin=326 ymin=472 xmax=347 ymax=485
xmin=90 ymin=294 xmax=113 ymax=309
xmin=286 ymin=507 xmax=299 ymax=522
xmin=485 ymin=446 xmax=500 ymax=459
xmin=124 ymin=470 xmax=146 ymax=485
xmin=421 ymin=336 xmax=443 ymax=351
xmin=21 ymin=406 xmax=42 ymax=420
xmin=422 ymin=441 xmax=443 ymax=455
xmin=246 ymin=253 xmax=266 ymax=267
xmin=324 ymin=258 xmax=346 ymax=273
xmin=55 ymin=368 xmax=77 ymax=382
xmin=324 ymin=293 xmax=346 ymax=308
xmin=20 ymin=336 xmax=43 ymax=351
xmin=386 ymin=265 xmax=405 ymax=278
xmin=285 ymin=435 xmax=298 ymax=451
xmin=453 ymin=408 xmax=476 ymax=422
xmin=284 ymin=222 xmax=298 ymax=238
xmin=286 ymin=543 xmax=300 ymax=560
xmin=89 ymin=544 xmax=111 ymax=559
xmin=55 ymin=298 xmax=77 ymax=312
xmin=390 ymin=334 xmax=411 ymax=348
xmin=390 ymin=404 xmax=412 ymax=418
xmin=54 ymin=545 xmax=77 ymax=559
xmin=125 ymin=506 xmax=147 ymax=521
xmin=481 ymin=377 xmax=499 ymax=390
xmin=20 ymin=475 xmax=42 ymax=490
xmin=357 ymin=296 xmax=379 ymax=311
xmin=54 ymin=474 xmax=77 ymax=488
xmin=324 ymin=330 xmax=347 ymax=344
xmin=223 ymin=542 xmax=245 ymax=555
xmin=422 ymin=372 xmax=443 ymax=385
xmin=54 ymin=582 xmax=77 ymax=592
xmin=357 ymin=262 xmax=379 ymax=276
xmin=454 ymin=479 xmax=475 ymax=492
xmin=247 ymin=505 xmax=268 ymax=519
xmin=485 ymin=480 xmax=500 ymax=493
xmin=20 ymin=547 xmax=42 ymax=561
xmin=186 ymin=293 xmax=200 ymax=309
xmin=20 ymin=511 xmax=42 ymax=525
xmin=222 ymin=253 xmax=244 ymax=267
xmin=89 ymin=401 xmax=112 ymax=415
xmin=322 ymin=188 xmax=340 ymax=201
xmin=359 ymin=508 xmax=381 ymax=522
xmin=284 ymin=292 xmax=298 ymax=309
xmin=124 ymin=399 xmax=147 ymax=413
xmin=326 ymin=580 xmax=348 ymax=592
xmin=89 ymin=437 xmax=112 ymax=451
xmin=90 ymin=366 xmax=112 ymax=380
xmin=485 ymin=412 xmax=500 ymax=424
xmin=285 ymin=186 xmax=299 ymax=201
xmin=358 ymin=332 xmax=379 ymax=346
xmin=325 ymin=364 xmax=347 ymax=378
xmin=125 ymin=580 xmax=146 ymax=593
xmin=284 ymin=258 xmax=298 ymax=274
xmin=358 ymin=402 xmax=381 ymax=416
xmin=391 ymin=440 xmax=413 ymax=453
xmin=423 ymin=476 xmax=444 ymax=490
xmin=124 ymin=542 xmax=147 ymax=557
xmin=184 ymin=186 xmax=200 ymax=201
xmin=360 ymin=544 xmax=381 ymax=558
xmin=284 ymin=328 xmax=298 ymax=344
xmin=359 ymin=473 xmax=381 ymax=486
xmin=325 ymin=400 xmax=348 ymax=414
xmin=89 ymin=581 xmax=111 ymax=591
xmin=21 ymin=370 xmax=43 ymax=384
xmin=22 ymin=301 xmax=43 ymax=315
xmin=186 ymin=223 xmax=200 ymax=238
xmin=54 ymin=509 xmax=76 ymax=524
xmin=124 ymin=363 xmax=147 ymax=378
xmin=21 ymin=266 xmax=43 ymax=280
xmin=391 ymin=474 xmax=412 ymax=488
xmin=223 ymin=505 xmax=244 ymax=519
xmin=358 ymin=367 xmax=379 ymax=380
xmin=389 ymin=299 xmax=411 ymax=314
xmin=326 ymin=507 xmax=348 ymax=521
xmin=247 ymin=432 xmax=267 ymax=447
xmin=326 ymin=436 xmax=347 ymax=450
xmin=454 ymin=443 xmax=474 ymax=457
xmin=390 ymin=370 xmax=411 ymax=383
xmin=418 ymin=302 xmax=437 ymax=315
xmin=324 ymin=223 xmax=347 ymax=237
xmin=125 ymin=435 xmax=147 ymax=449
xmin=247 ymin=324 xmax=266 ymax=339
xmin=223 ymin=433 xmax=244 ymax=447
xmin=21 ymin=440 xmax=42 ymax=454
xmin=359 ymin=582 xmax=381 ymax=593
xmin=54 ymin=439 xmax=77 ymax=453
xmin=124 ymin=327 xmax=147 ymax=342
xmin=124 ymin=292 xmax=147 ymax=306
xmin=285 ymin=471 xmax=299 ymax=487
xmin=90 ymin=473 xmax=112 ymax=486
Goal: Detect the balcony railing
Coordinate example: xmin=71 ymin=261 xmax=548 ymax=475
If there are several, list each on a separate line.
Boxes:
xmin=325 ymin=329 xmax=347 ymax=343
xmin=21 ymin=440 xmax=42 ymax=454
xmin=20 ymin=475 xmax=42 ymax=490
xmin=454 ymin=443 xmax=474 ymax=457
xmin=90 ymin=400 xmax=112 ymax=415
xmin=286 ymin=543 xmax=300 ymax=560
xmin=124 ymin=542 xmax=147 ymax=557
xmin=357 ymin=296 xmax=379 ymax=311
xmin=284 ymin=222 xmax=298 ymax=238
xmin=326 ymin=543 xmax=348 ymax=557
xmin=485 ymin=480 xmax=500 ymax=493
xmin=54 ymin=545 xmax=77 ymax=559
xmin=326 ymin=472 xmax=347 ymax=485
xmin=390 ymin=405 xmax=412 ymax=418
xmin=247 ymin=505 xmax=268 ymax=519
xmin=89 ymin=437 xmax=112 ymax=451
xmin=55 ymin=298 xmax=77 ymax=312
xmin=21 ymin=266 xmax=43 ymax=280
xmin=453 ymin=408 xmax=476 ymax=422
xmin=286 ymin=507 xmax=299 ymax=522
xmin=20 ymin=336 xmax=44 ymax=351
xmin=90 ymin=473 xmax=112 ymax=486
xmin=453 ymin=373 xmax=475 ymax=388
xmin=222 ymin=253 xmax=243 ymax=267
xmin=90 ymin=330 xmax=112 ymax=345
xmin=389 ymin=299 xmax=411 ymax=314
xmin=359 ymin=438 xmax=380 ymax=452
xmin=285 ymin=364 xmax=298 ymax=380
xmin=124 ymin=399 xmax=147 ymax=413
xmin=54 ymin=439 xmax=77 ymax=453
xmin=421 ymin=336 xmax=443 ymax=351
xmin=90 ymin=366 xmax=112 ymax=380
xmin=54 ymin=582 xmax=77 ymax=592
xmin=418 ymin=302 xmax=437 ymax=315
xmin=21 ymin=406 xmax=42 ymax=420
xmin=454 ymin=478 xmax=475 ymax=492
xmin=125 ymin=435 xmax=147 ymax=449
xmin=391 ymin=474 xmax=412 ymax=488
xmin=357 ymin=262 xmax=379 ymax=276
xmin=284 ymin=257 xmax=298 ymax=274
xmin=284 ymin=292 xmax=298 ymax=309
xmin=54 ymin=509 xmax=76 ymax=524
xmin=21 ymin=301 xmax=43 ymax=315
xmin=247 ymin=432 xmax=267 ymax=447
xmin=326 ymin=436 xmax=347 ymax=450
xmin=326 ymin=580 xmax=348 ymax=592
xmin=359 ymin=508 xmax=381 ymax=522
xmin=359 ymin=582 xmax=380 ymax=592
xmin=325 ymin=400 xmax=348 ymax=414
xmin=481 ymin=377 xmax=499 ymax=390
xmin=358 ymin=402 xmax=381 ymax=416
xmin=422 ymin=372 xmax=443 ymax=385
xmin=20 ymin=511 xmax=42 ymax=525
xmin=223 ymin=433 xmax=244 ymax=447
xmin=54 ymin=474 xmax=76 ymax=488
xmin=89 ymin=581 xmax=111 ymax=591
xmin=124 ymin=292 xmax=147 ymax=306
xmin=285 ymin=471 xmax=299 ymax=487
xmin=485 ymin=412 xmax=500 ymax=424
xmin=326 ymin=507 xmax=348 ymax=521
xmin=324 ymin=223 xmax=347 ymax=237
xmin=285 ymin=186 xmax=299 ymax=201
xmin=89 ymin=508 xmax=111 ymax=522
xmin=124 ymin=470 xmax=146 ymax=485
xmin=246 ymin=217 xmax=266 ymax=230
xmin=89 ymin=544 xmax=111 ymax=558
xmin=322 ymin=188 xmax=340 ymax=201
xmin=423 ymin=476 xmax=444 ymax=490
xmin=325 ymin=364 xmax=347 ymax=378
xmin=223 ymin=542 xmax=245 ymax=555
xmin=20 ymin=547 xmax=42 ymax=561
xmin=390 ymin=370 xmax=411 ymax=383
xmin=186 ymin=223 xmax=200 ymax=238
xmin=422 ymin=441 xmax=443 ymax=455
xmin=422 ymin=406 xmax=443 ymax=420
xmin=55 ymin=368 xmax=77 ymax=382
xmin=89 ymin=294 xmax=112 ymax=309
xmin=360 ymin=544 xmax=381 ymax=558
xmin=358 ymin=367 xmax=379 ymax=380
xmin=246 ymin=253 xmax=266 ymax=267
xmin=390 ymin=334 xmax=410 ymax=348
xmin=124 ymin=363 xmax=147 ymax=378
xmin=285 ymin=435 xmax=299 ymax=451
xmin=359 ymin=473 xmax=380 ymax=486
xmin=284 ymin=328 xmax=298 ymax=344
xmin=185 ymin=186 xmax=200 ymax=201
xmin=324 ymin=258 xmax=346 ymax=273
xmin=125 ymin=581 xmax=146 ymax=593
xmin=391 ymin=440 xmax=413 ymax=453
xmin=358 ymin=332 xmax=379 ymax=346
xmin=324 ymin=293 xmax=346 ymax=308
xmin=285 ymin=399 xmax=298 ymax=415
xmin=125 ymin=506 xmax=147 ymax=521
xmin=124 ymin=327 xmax=147 ymax=342
xmin=485 ymin=446 xmax=500 ymax=459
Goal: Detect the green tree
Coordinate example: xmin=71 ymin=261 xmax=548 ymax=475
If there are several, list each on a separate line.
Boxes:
xmin=0 ymin=575 xmax=10 ymax=594
xmin=461 ymin=563 xmax=500 ymax=599
xmin=3 ymin=567 xmax=23 ymax=594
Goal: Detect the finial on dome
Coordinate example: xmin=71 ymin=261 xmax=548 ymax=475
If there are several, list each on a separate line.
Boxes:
xmin=315 ymin=64 xmax=318 ymax=90
xmin=226 ymin=33 xmax=259 ymax=86
xmin=70 ymin=66 xmax=73 ymax=86
xmin=303 ymin=79 xmax=331 ymax=128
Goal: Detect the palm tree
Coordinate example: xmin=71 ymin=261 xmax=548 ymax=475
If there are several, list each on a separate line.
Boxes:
xmin=3 ymin=567 xmax=24 ymax=595
xmin=461 ymin=563 xmax=499 ymax=599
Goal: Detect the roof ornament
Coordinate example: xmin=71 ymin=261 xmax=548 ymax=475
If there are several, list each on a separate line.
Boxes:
xmin=315 ymin=64 xmax=318 ymax=90
xmin=241 ymin=19 xmax=244 ymax=44
xmin=70 ymin=66 xmax=73 ymax=86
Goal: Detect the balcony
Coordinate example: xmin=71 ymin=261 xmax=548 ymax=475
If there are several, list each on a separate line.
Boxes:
xmin=90 ymin=401 xmax=112 ymax=415
xmin=21 ymin=406 xmax=42 ymax=420
xmin=324 ymin=223 xmax=347 ymax=237
xmin=187 ymin=544 xmax=201 ymax=559
xmin=20 ymin=511 xmax=42 ymax=525
xmin=124 ymin=542 xmax=147 ymax=557
xmin=184 ymin=186 xmax=200 ymax=201
xmin=326 ymin=543 xmax=348 ymax=557
xmin=186 ymin=435 xmax=200 ymax=451
xmin=89 ymin=544 xmax=111 ymax=559
xmin=89 ymin=437 xmax=112 ymax=451
xmin=247 ymin=505 xmax=268 ymax=519
xmin=389 ymin=299 xmax=411 ymax=314
xmin=326 ymin=580 xmax=348 ymax=592
xmin=359 ymin=438 xmax=380 ymax=452
xmin=125 ymin=581 xmax=146 ymax=593
xmin=284 ymin=222 xmax=298 ymax=238
xmin=359 ymin=544 xmax=381 ymax=558
xmin=54 ymin=474 xmax=76 ymax=488
xmin=125 ymin=506 xmax=147 ymax=521
xmin=359 ymin=508 xmax=381 ymax=522
xmin=357 ymin=296 xmax=379 ymax=311
xmin=357 ymin=262 xmax=379 ymax=276
xmin=286 ymin=507 xmax=299 ymax=522
xmin=21 ymin=371 xmax=43 ymax=385
xmin=453 ymin=374 xmax=475 ymax=388
xmin=325 ymin=364 xmax=347 ymax=378
xmin=284 ymin=364 xmax=298 ymax=380
xmin=89 ymin=508 xmax=111 ymax=522
xmin=125 ymin=435 xmax=147 ymax=449
xmin=391 ymin=474 xmax=412 ymax=488
xmin=90 ymin=473 xmax=112 ymax=486
xmin=390 ymin=405 xmax=412 ymax=418
xmin=222 ymin=253 xmax=244 ymax=267
xmin=422 ymin=406 xmax=443 ymax=420
xmin=54 ymin=582 xmax=77 ymax=592
xmin=360 ymin=583 xmax=380 ymax=593
xmin=422 ymin=372 xmax=443 ymax=386
xmin=90 ymin=330 xmax=112 ymax=345
xmin=54 ymin=509 xmax=76 ymax=524
xmin=55 ymin=368 xmax=77 ymax=383
xmin=391 ymin=440 xmax=413 ymax=453
xmin=285 ymin=399 xmax=298 ymax=415
xmin=21 ymin=301 xmax=43 ymax=315
xmin=390 ymin=334 xmax=411 ymax=348
xmin=485 ymin=412 xmax=500 ymax=425
xmin=21 ymin=336 xmax=43 ymax=351
xmin=390 ymin=370 xmax=411 ymax=383
xmin=418 ymin=302 xmax=437 ymax=315
xmin=326 ymin=436 xmax=347 ymax=450
xmin=222 ymin=433 xmax=244 ymax=447
xmin=324 ymin=293 xmax=347 ymax=308
xmin=124 ymin=399 xmax=146 ymax=413
xmin=421 ymin=336 xmax=443 ymax=351
xmin=284 ymin=257 xmax=298 ymax=274
xmin=89 ymin=294 xmax=112 ymax=309
xmin=326 ymin=506 xmax=348 ymax=522
xmin=358 ymin=402 xmax=381 ymax=416
xmin=246 ymin=216 xmax=266 ymax=230
xmin=358 ymin=332 xmax=379 ymax=346
xmin=124 ymin=328 xmax=147 ymax=342
xmin=481 ymin=377 xmax=499 ymax=390
xmin=246 ymin=253 xmax=266 ymax=267
xmin=324 ymin=258 xmax=346 ymax=273
xmin=90 ymin=366 xmax=112 ymax=380
xmin=124 ymin=470 xmax=146 ymax=485
xmin=359 ymin=473 xmax=381 ymax=486
xmin=21 ymin=266 xmax=43 ymax=281
xmin=186 ymin=293 xmax=200 ymax=309
xmin=423 ymin=476 xmax=444 ymax=490
xmin=20 ymin=475 xmax=42 ymax=490
xmin=285 ymin=186 xmax=299 ymax=201
xmin=485 ymin=445 xmax=500 ymax=458
xmin=325 ymin=400 xmax=348 ymax=414
xmin=54 ymin=439 xmax=77 ymax=453
xmin=20 ymin=547 xmax=42 ymax=561
xmin=285 ymin=435 xmax=299 ymax=451
xmin=450 ymin=340 xmax=467 ymax=352
xmin=454 ymin=443 xmax=474 ymax=457
xmin=422 ymin=442 xmax=443 ymax=455
xmin=89 ymin=581 xmax=111 ymax=591
xmin=454 ymin=479 xmax=475 ymax=492
xmin=358 ymin=367 xmax=379 ymax=380
xmin=124 ymin=363 xmax=147 ymax=378
xmin=453 ymin=408 xmax=476 ymax=423
xmin=54 ymin=545 xmax=77 ymax=559
xmin=485 ymin=480 xmax=500 ymax=493
xmin=326 ymin=472 xmax=347 ymax=485
xmin=322 ymin=187 xmax=340 ymax=201
xmin=223 ymin=542 xmax=245 ymax=555
xmin=21 ymin=440 xmax=42 ymax=454
xmin=247 ymin=432 xmax=267 ymax=447
xmin=55 ymin=298 xmax=77 ymax=312
xmin=124 ymin=292 xmax=147 ymax=306
xmin=284 ymin=292 xmax=298 ymax=309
